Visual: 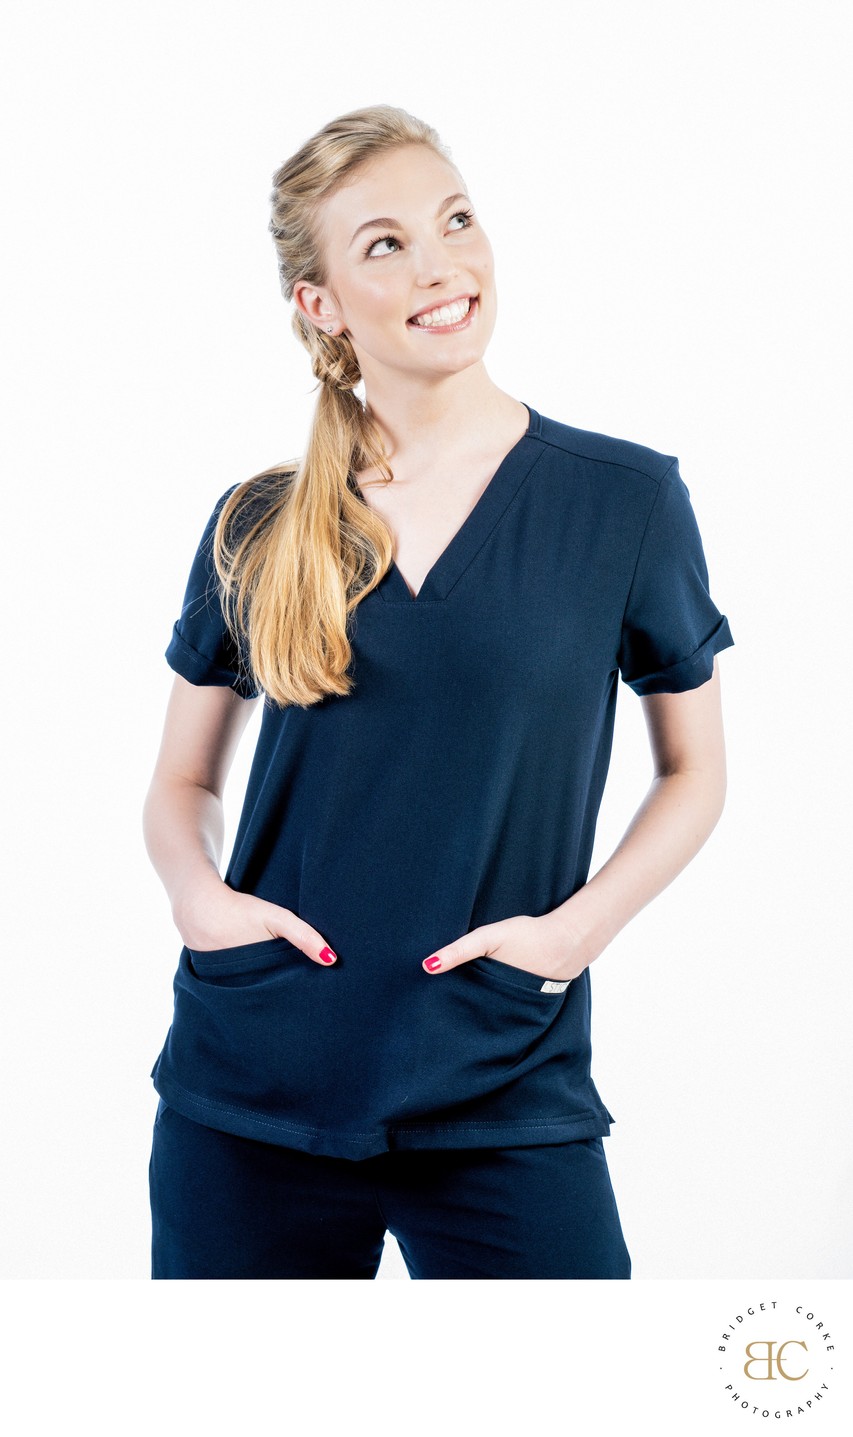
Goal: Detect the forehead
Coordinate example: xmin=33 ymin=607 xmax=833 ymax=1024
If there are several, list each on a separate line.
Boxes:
xmin=320 ymin=145 xmax=463 ymax=241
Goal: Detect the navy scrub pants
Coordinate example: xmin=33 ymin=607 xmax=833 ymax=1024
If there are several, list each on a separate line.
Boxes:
xmin=148 ymin=1100 xmax=632 ymax=1280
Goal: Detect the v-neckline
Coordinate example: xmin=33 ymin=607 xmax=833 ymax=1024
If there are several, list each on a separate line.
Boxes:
xmin=351 ymin=402 xmax=542 ymax=604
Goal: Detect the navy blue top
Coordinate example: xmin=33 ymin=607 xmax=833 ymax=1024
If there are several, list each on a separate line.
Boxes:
xmin=149 ymin=403 xmax=735 ymax=1159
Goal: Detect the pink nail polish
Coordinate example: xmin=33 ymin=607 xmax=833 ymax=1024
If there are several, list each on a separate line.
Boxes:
xmin=424 ymin=956 xmax=441 ymax=971
xmin=319 ymin=947 xmax=336 ymax=964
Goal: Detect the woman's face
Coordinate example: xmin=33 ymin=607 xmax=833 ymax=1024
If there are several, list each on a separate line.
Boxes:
xmin=295 ymin=144 xmax=497 ymax=390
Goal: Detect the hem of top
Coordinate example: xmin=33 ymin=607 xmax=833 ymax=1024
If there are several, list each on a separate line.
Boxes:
xmin=150 ymin=1074 xmax=614 ymax=1160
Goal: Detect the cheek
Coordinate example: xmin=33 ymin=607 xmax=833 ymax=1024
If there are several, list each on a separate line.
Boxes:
xmin=472 ymin=232 xmax=494 ymax=271
xmin=359 ymin=283 xmax=406 ymax=329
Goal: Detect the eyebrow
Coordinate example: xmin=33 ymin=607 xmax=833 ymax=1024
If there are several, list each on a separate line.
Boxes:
xmin=348 ymin=193 xmax=470 ymax=248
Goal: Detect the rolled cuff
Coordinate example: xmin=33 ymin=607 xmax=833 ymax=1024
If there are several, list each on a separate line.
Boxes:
xmin=165 ymin=622 xmax=260 ymax=699
xmin=621 ymin=613 xmax=735 ymax=696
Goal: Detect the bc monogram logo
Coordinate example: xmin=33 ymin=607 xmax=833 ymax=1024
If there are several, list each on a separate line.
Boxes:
xmin=742 ymin=1340 xmax=808 ymax=1381
xmin=716 ymin=1301 xmax=836 ymax=1421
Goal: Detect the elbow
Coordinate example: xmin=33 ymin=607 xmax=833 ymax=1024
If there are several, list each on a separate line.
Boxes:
xmin=699 ymin=767 xmax=729 ymax=831
xmin=654 ymin=763 xmax=728 ymax=827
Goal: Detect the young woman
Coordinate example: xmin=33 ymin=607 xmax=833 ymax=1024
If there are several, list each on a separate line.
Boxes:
xmin=144 ymin=103 xmax=735 ymax=1280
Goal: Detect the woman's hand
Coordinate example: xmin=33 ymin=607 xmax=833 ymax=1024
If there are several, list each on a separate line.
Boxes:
xmin=173 ymin=880 xmax=337 ymax=966
xmin=420 ymin=912 xmax=594 ymax=982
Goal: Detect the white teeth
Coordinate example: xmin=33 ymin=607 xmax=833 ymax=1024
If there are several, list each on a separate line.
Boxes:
xmin=412 ymin=297 xmax=472 ymax=327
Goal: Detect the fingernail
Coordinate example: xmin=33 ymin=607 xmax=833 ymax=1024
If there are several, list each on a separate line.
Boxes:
xmin=319 ymin=947 xmax=337 ymax=964
xmin=424 ymin=956 xmax=442 ymax=971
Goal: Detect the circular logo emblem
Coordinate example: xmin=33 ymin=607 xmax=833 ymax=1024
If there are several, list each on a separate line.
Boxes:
xmin=717 ymin=1298 xmax=837 ymax=1421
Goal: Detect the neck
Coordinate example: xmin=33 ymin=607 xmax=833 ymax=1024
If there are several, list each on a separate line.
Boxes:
xmin=361 ymin=367 xmax=526 ymax=466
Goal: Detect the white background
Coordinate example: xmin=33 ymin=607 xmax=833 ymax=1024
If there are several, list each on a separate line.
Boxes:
xmin=2 ymin=0 xmax=850 ymax=1429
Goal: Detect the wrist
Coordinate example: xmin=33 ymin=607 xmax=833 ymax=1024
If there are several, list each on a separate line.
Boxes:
xmin=543 ymin=887 xmax=615 ymax=967
xmin=170 ymin=865 xmax=229 ymax=933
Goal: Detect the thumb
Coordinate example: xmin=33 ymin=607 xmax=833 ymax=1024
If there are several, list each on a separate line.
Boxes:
xmin=263 ymin=905 xmax=337 ymax=967
xmin=422 ymin=928 xmax=494 ymax=975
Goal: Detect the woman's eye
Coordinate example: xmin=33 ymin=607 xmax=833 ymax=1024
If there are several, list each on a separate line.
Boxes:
xmin=364 ymin=210 xmax=475 ymax=259
xmin=365 ymin=234 xmax=400 ymax=258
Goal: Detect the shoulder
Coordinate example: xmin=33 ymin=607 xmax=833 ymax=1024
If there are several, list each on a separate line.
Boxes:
xmin=532 ymin=410 xmax=677 ymax=489
xmin=208 ymin=464 xmax=298 ymax=533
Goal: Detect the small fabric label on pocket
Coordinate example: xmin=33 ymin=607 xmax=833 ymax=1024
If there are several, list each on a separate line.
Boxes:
xmin=540 ymin=979 xmax=571 ymax=992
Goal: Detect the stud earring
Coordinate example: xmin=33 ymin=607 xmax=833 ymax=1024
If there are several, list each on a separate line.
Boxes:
xmin=326 ymin=325 xmax=333 ymax=333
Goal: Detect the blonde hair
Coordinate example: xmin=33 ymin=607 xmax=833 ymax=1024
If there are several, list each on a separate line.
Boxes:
xmin=212 ymin=104 xmax=455 ymax=707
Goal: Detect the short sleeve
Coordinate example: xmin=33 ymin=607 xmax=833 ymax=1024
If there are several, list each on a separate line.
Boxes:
xmin=165 ymin=485 xmax=262 ymax=699
xmin=618 ymin=459 xmax=735 ymax=695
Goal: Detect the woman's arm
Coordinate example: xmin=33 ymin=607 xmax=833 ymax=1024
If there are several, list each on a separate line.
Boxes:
xmin=418 ymin=656 xmax=730 ymax=981
xmin=144 ymin=675 xmax=339 ymax=964
xmin=546 ymin=656 xmax=729 ymax=965
xmin=142 ymin=675 xmax=261 ymax=944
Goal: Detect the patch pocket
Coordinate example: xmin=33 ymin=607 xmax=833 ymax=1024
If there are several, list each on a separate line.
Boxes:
xmin=468 ymin=955 xmax=572 ymax=997
xmin=186 ymin=935 xmax=305 ymax=986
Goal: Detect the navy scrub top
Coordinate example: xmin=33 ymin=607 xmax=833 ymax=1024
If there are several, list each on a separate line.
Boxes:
xmin=149 ymin=402 xmax=735 ymax=1160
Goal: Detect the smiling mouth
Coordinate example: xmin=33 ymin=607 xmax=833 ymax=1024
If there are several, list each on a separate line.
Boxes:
xmin=407 ymin=295 xmax=479 ymax=330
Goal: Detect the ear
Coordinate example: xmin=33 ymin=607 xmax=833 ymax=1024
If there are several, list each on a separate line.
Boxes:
xmin=293 ymin=280 xmax=337 ymax=333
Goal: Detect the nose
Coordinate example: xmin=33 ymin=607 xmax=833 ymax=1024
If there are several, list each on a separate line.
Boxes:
xmin=412 ymin=233 xmax=459 ymax=289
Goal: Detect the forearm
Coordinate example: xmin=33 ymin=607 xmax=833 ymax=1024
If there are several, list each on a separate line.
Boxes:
xmin=142 ymin=775 xmax=228 ymax=924
xmin=548 ymin=770 xmax=728 ymax=965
